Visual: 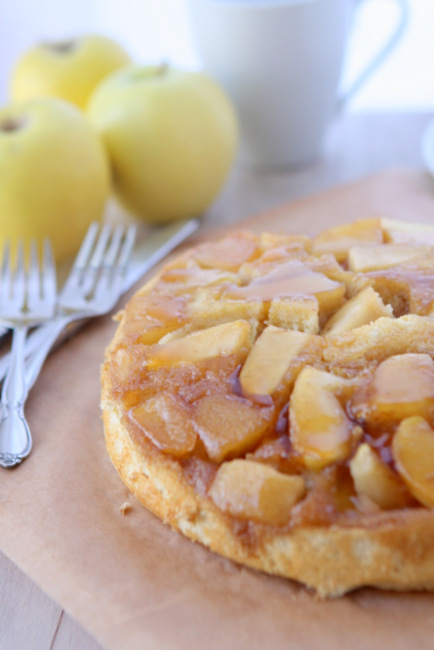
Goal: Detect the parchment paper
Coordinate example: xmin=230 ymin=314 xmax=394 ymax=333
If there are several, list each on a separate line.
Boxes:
xmin=2 ymin=169 xmax=434 ymax=650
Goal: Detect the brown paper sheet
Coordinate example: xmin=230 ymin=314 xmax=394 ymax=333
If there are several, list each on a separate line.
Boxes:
xmin=2 ymin=169 xmax=434 ymax=650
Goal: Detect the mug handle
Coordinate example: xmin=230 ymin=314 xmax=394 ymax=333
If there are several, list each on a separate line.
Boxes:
xmin=338 ymin=0 xmax=410 ymax=110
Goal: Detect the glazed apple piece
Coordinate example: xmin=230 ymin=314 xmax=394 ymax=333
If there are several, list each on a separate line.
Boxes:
xmin=209 ymin=459 xmax=305 ymax=525
xmin=191 ymin=232 xmax=260 ymax=272
xmin=366 ymin=256 xmax=434 ymax=317
xmin=259 ymin=232 xmax=312 ymax=254
xmin=159 ymin=265 xmax=239 ymax=290
xmin=323 ymin=315 xmax=434 ymax=377
xmin=312 ymin=218 xmax=384 ymax=262
xmin=239 ymin=326 xmax=315 ymax=396
xmin=105 ymin=343 xmax=152 ymax=399
xmin=130 ymin=392 xmax=197 ymax=457
xmin=118 ymin=289 xmax=188 ymax=346
xmin=239 ymin=243 xmax=309 ymax=282
xmin=193 ymin=394 xmax=273 ymax=463
xmin=351 ymin=353 xmax=434 ymax=424
xmin=145 ymin=319 xmax=253 ymax=367
xmin=227 ymin=259 xmax=345 ymax=314
xmin=289 ymin=367 xmax=356 ymax=470
xmin=381 ymin=217 xmax=434 ymax=246
xmin=350 ymin=443 xmax=413 ymax=509
xmin=348 ymin=243 xmax=432 ymax=273
xmin=322 ymin=286 xmax=393 ymax=336
xmin=392 ymin=416 xmax=434 ymax=507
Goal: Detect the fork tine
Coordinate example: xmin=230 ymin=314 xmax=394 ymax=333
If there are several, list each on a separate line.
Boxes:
xmin=27 ymin=240 xmax=40 ymax=306
xmin=102 ymin=224 xmax=125 ymax=268
xmin=117 ymin=225 xmax=137 ymax=268
xmin=78 ymin=223 xmax=113 ymax=297
xmin=61 ymin=222 xmax=101 ymax=295
xmin=64 ymin=221 xmax=99 ymax=291
xmin=103 ymin=224 xmax=137 ymax=272
xmin=41 ymin=239 xmax=57 ymax=303
xmin=27 ymin=240 xmax=57 ymax=312
xmin=72 ymin=222 xmax=100 ymax=270
xmin=93 ymin=225 xmax=136 ymax=301
xmin=89 ymin=222 xmax=112 ymax=268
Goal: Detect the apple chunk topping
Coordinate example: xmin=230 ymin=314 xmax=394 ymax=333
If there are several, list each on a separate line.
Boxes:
xmin=209 ymin=459 xmax=305 ymax=526
xmin=289 ymin=367 xmax=356 ymax=471
xmin=192 ymin=232 xmax=260 ymax=272
xmin=381 ymin=217 xmax=434 ymax=246
xmin=322 ymin=287 xmax=393 ymax=336
xmin=351 ymin=353 xmax=434 ymax=425
xmin=226 ymin=259 xmax=345 ymax=314
xmin=145 ymin=320 xmax=252 ymax=367
xmin=350 ymin=443 xmax=413 ymax=509
xmin=130 ymin=393 xmax=196 ymax=457
xmin=159 ymin=266 xmax=239 ymax=291
xmin=193 ymin=395 xmax=273 ymax=463
xmin=323 ymin=315 xmax=434 ymax=377
xmin=118 ymin=289 xmax=189 ymax=346
xmin=312 ymin=218 xmax=384 ymax=262
xmin=239 ymin=326 xmax=314 ymax=397
xmin=348 ymin=243 xmax=432 ymax=273
xmin=392 ymin=417 xmax=434 ymax=507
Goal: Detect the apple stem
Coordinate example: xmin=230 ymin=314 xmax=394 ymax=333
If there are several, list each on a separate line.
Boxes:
xmin=156 ymin=62 xmax=169 ymax=77
xmin=129 ymin=63 xmax=170 ymax=83
xmin=0 ymin=117 xmax=27 ymax=133
xmin=41 ymin=39 xmax=77 ymax=54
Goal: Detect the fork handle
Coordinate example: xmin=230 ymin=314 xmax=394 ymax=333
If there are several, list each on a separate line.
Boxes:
xmin=24 ymin=315 xmax=72 ymax=391
xmin=0 ymin=315 xmax=70 ymax=385
xmin=0 ymin=325 xmax=33 ymax=468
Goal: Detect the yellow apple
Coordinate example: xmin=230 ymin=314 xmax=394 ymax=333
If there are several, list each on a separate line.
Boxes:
xmin=87 ymin=63 xmax=238 ymax=224
xmin=0 ymin=98 xmax=110 ymax=262
xmin=10 ymin=34 xmax=131 ymax=110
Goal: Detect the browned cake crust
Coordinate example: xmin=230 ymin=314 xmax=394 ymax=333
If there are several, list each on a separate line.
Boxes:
xmin=101 ymin=218 xmax=434 ymax=598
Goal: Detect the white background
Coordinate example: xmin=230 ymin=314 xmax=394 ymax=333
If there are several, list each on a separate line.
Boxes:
xmin=0 ymin=0 xmax=433 ymax=112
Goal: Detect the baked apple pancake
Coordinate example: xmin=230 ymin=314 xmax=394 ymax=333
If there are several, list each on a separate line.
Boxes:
xmin=101 ymin=217 xmax=434 ymax=598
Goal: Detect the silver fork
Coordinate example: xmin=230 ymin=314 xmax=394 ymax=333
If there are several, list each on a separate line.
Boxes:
xmin=14 ymin=222 xmax=136 ymax=397
xmin=0 ymin=218 xmax=198 ymax=388
xmin=0 ymin=241 xmax=56 ymax=468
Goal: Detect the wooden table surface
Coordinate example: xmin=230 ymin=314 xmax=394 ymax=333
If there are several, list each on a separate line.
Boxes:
xmin=1 ymin=110 xmax=433 ymax=650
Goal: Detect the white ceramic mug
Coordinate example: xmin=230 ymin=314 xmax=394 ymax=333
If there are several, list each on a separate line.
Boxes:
xmin=187 ymin=0 xmax=409 ymax=170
